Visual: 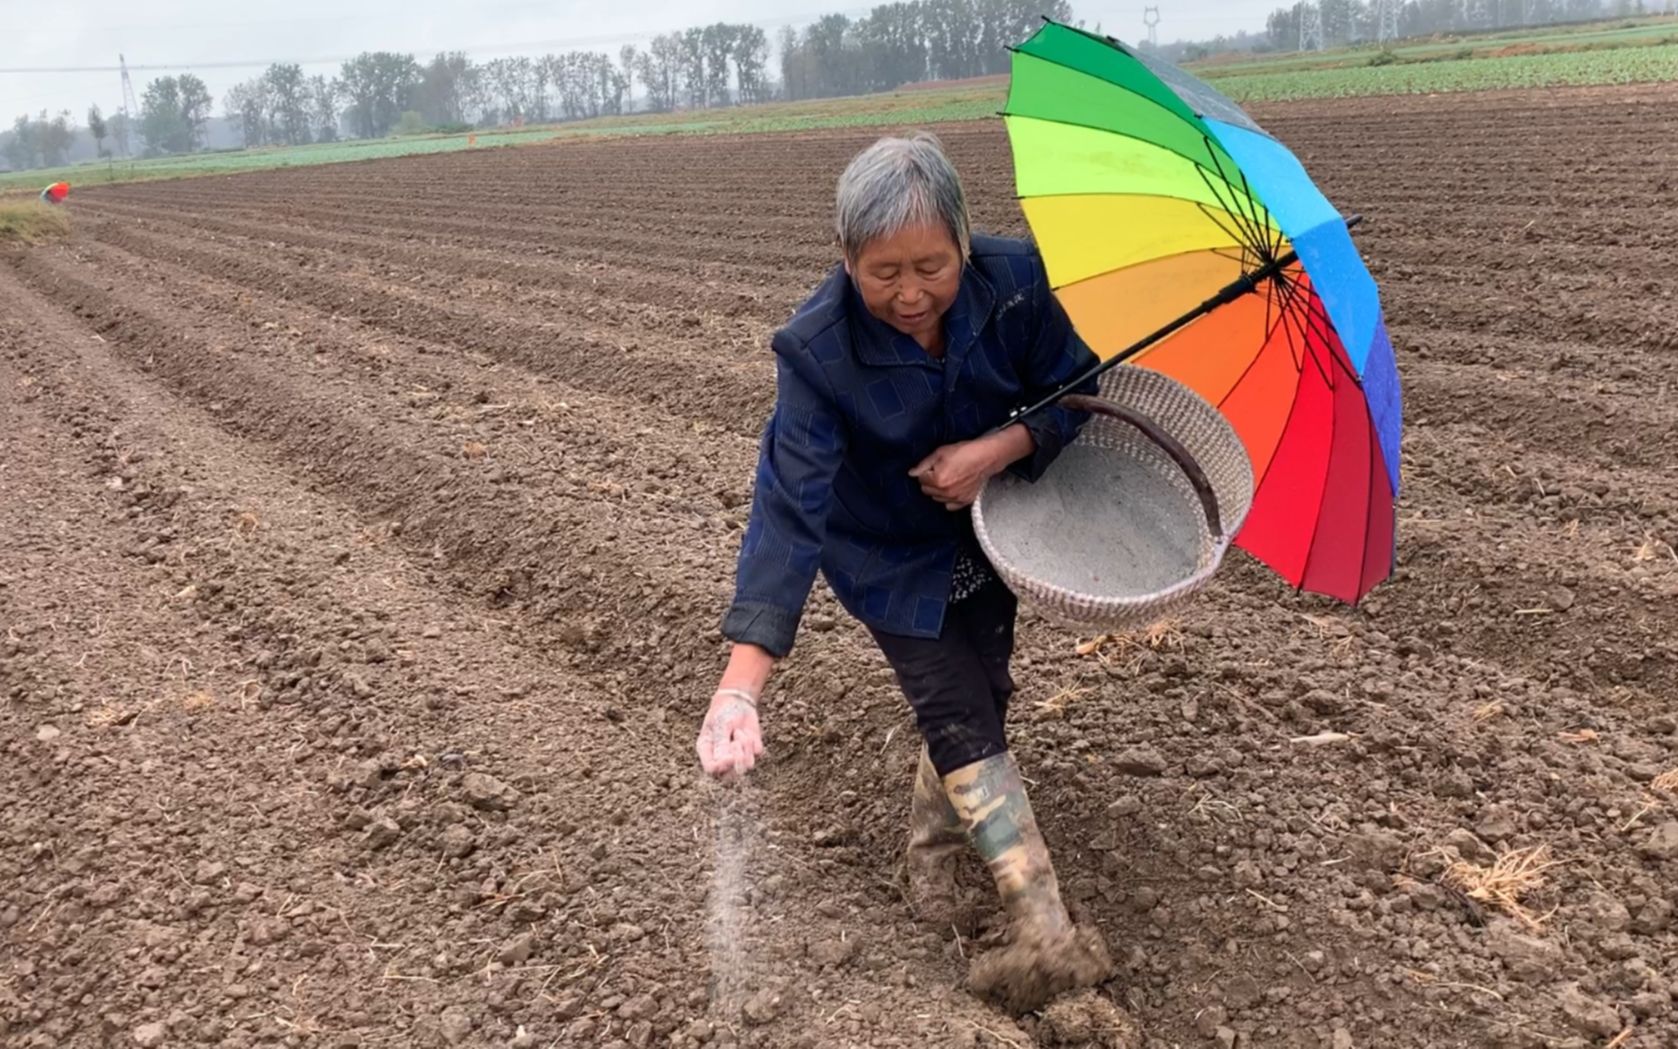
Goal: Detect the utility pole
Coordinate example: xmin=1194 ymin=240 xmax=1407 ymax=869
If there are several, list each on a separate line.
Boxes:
xmin=1299 ymin=2 xmax=1325 ymax=51
xmin=1143 ymin=6 xmax=1161 ymax=50
xmin=119 ymin=53 xmax=140 ymax=158
xmin=1376 ymin=0 xmax=1402 ymax=43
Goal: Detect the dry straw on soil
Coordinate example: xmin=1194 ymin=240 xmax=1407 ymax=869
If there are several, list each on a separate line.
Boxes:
xmin=0 ymin=202 xmax=69 ymax=244
xmin=1440 ymin=844 xmax=1561 ymax=929
xmin=1075 ymin=618 xmax=1185 ymax=662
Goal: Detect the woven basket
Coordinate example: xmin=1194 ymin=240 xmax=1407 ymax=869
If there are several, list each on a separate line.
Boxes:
xmin=973 ymin=366 xmax=1255 ymax=633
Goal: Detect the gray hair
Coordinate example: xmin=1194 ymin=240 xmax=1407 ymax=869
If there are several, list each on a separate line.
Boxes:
xmin=835 ymin=132 xmax=971 ymax=262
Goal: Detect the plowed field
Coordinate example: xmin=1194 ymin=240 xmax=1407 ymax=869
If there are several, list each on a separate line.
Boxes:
xmin=4 ymin=83 xmax=1677 ymax=1049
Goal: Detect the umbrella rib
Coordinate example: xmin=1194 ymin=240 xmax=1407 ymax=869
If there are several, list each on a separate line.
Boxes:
xmin=1192 ymin=200 xmax=1265 ymax=259
xmin=1280 ymin=274 xmax=1332 ymax=386
xmin=1243 ymin=302 xmax=1313 ymax=497
xmin=1235 ymin=164 xmax=1283 ymax=266
xmin=1193 ymin=164 xmax=1268 ymax=256
xmin=1273 ymin=272 xmax=1333 ymax=371
xmin=1261 ymin=260 xmax=1280 ymax=348
xmin=1212 ymin=274 xmax=1298 ymax=412
xmin=1198 ymin=181 xmax=1271 ymax=265
xmin=1275 ymin=270 xmax=1362 ymax=390
xmin=1004 ymin=111 xmax=1250 ymax=196
xmin=1358 ymin=420 xmax=1385 ymax=600
xmin=1273 ymin=275 xmax=1311 ymax=375
xmin=1205 ymin=141 xmax=1278 ymax=263
xmin=1291 ymin=278 xmax=1350 ymax=596
xmin=1294 ymin=383 xmax=1339 ymax=598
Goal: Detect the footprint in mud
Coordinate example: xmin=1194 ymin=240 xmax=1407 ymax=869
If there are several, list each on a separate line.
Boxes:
xmin=1035 ymin=990 xmax=1143 ymax=1049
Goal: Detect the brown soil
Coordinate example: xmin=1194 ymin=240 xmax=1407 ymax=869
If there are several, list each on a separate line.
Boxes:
xmin=4 ymin=83 xmax=1678 ymax=1049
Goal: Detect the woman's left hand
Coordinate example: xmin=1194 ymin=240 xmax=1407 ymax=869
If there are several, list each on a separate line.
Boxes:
xmin=911 ymin=426 xmax=1034 ymax=510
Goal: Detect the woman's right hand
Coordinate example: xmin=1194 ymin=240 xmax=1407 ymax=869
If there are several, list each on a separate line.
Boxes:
xmin=696 ymin=687 xmax=764 ymax=778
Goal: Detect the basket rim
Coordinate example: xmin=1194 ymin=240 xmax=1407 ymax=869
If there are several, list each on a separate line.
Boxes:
xmin=972 ymin=365 xmax=1254 ymax=619
xmin=972 ymin=487 xmax=1237 ymax=613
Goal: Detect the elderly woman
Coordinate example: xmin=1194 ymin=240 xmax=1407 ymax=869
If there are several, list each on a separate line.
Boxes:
xmin=695 ymin=133 xmax=1109 ymax=1008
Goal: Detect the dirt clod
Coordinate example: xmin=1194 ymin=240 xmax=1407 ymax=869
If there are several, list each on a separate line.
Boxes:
xmin=1487 ymin=920 xmax=1563 ymax=981
xmin=808 ymin=937 xmax=857 ymax=968
xmin=1445 ymin=828 xmax=1497 ymax=865
xmin=365 ymin=816 xmax=402 ymax=849
xmin=463 ymin=772 xmax=518 ymax=811
xmin=1112 ymin=748 xmax=1167 ymax=777
xmin=498 ymin=933 xmax=535 ymax=966
xmin=440 ymin=824 xmax=476 ymax=858
xmin=1038 ymin=990 xmax=1142 ymax=1047
xmin=439 ymin=1005 xmax=475 ymax=1045
xmin=1637 ymin=822 xmax=1678 ymax=862
xmin=741 ymin=988 xmax=782 ymax=1026
xmin=1557 ymin=984 xmax=1622 ymax=1037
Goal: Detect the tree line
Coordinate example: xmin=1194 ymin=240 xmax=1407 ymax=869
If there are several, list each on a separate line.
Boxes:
xmin=216 ymin=23 xmax=781 ymax=147
xmin=4 ymin=103 xmax=137 ymax=168
xmin=780 ymin=0 xmax=1074 ymax=101
xmin=3 ymin=74 xmax=211 ymax=168
xmin=4 ymin=0 xmax=1102 ymax=167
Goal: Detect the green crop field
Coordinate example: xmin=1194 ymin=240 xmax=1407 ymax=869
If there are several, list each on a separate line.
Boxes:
xmin=0 ymin=126 xmax=580 ymax=194
xmin=1207 ymin=40 xmax=1678 ymax=101
xmin=1198 ymin=14 xmax=1678 ymax=76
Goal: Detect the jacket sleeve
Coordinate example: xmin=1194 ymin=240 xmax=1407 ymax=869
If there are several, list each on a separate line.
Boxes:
xmin=720 ymin=333 xmax=847 ymax=659
xmin=1010 ymin=253 xmax=1100 ymax=483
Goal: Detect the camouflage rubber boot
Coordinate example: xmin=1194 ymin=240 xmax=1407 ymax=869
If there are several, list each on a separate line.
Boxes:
xmin=906 ymin=746 xmax=971 ymax=927
xmin=944 ymin=752 xmax=1113 ymax=1013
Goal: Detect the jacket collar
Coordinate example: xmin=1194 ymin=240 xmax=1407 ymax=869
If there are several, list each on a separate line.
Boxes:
xmin=845 ymin=259 xmax=997 ymax=370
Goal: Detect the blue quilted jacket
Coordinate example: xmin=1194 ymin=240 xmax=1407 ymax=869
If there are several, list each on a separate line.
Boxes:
xmin=722 ymin=234 xmax=1098 ymax=656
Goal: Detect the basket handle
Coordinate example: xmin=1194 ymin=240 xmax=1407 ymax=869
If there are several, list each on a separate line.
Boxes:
xmin=1061 ymin=394 xmax=1224 ymax=540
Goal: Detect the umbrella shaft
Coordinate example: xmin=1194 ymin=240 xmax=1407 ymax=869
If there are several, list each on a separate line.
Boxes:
xmin=1003 ymin=215 xmax=1362 ymax=431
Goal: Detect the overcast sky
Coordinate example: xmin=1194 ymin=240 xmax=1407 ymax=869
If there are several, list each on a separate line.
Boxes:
xmin=3 ymin=1 xmax=1283 ymax=123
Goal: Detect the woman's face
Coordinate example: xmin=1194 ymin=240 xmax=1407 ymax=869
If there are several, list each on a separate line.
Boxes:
xmin=847 ymin=223 xmax=963 ymax=350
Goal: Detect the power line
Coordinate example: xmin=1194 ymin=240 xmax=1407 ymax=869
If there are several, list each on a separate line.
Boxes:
xmin=0 ymin=6 xmax=878 ymax=76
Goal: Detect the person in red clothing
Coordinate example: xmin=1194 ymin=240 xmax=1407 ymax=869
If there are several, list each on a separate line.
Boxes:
xmin=39 ymin=182 xmax=69 ymax=205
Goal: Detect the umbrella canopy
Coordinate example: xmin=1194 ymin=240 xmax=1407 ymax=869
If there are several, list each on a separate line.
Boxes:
xmin=1004 ymin=21 xmax=1402 ymax=604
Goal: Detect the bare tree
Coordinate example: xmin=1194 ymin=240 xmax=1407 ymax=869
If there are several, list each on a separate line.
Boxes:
xmin=639 ymin=35 xmax=680 ymax=113
xmin=309 ymin=75 xmax=339 ymax=141
xmin=40 ymin=110 xmax=74 ymax=166
xmin=338 ymin=52 xmax=421 ymax=138
xmin=619 ymin=44 xmax=640 ymax=111
xmin=416 ymin=52 xmax=473 ymax=127
xmin=140 ymin=76 xmax=212 ymax=154
xmin=225 ymin=81 xmax=269 ymax=147
xmin=678 ymin=28 xmax=707 ymax=109
xmin=86 ymin=104 xmax=108 ymax=157
xmin=701 ymin=23 xmax=737 ymax=106
xmin=732 ymin=25 xmax=771 ymax=104
xmin=264 ymin=63 xmax=311 ymax=145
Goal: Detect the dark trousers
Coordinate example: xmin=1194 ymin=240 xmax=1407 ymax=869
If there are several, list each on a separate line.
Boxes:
xmin=869 ymin=580 xmax=1018 ymax=778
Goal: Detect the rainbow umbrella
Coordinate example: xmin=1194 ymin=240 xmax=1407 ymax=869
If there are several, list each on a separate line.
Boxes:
xmin=1003 ymin=21 xmax=1402 ymax=604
